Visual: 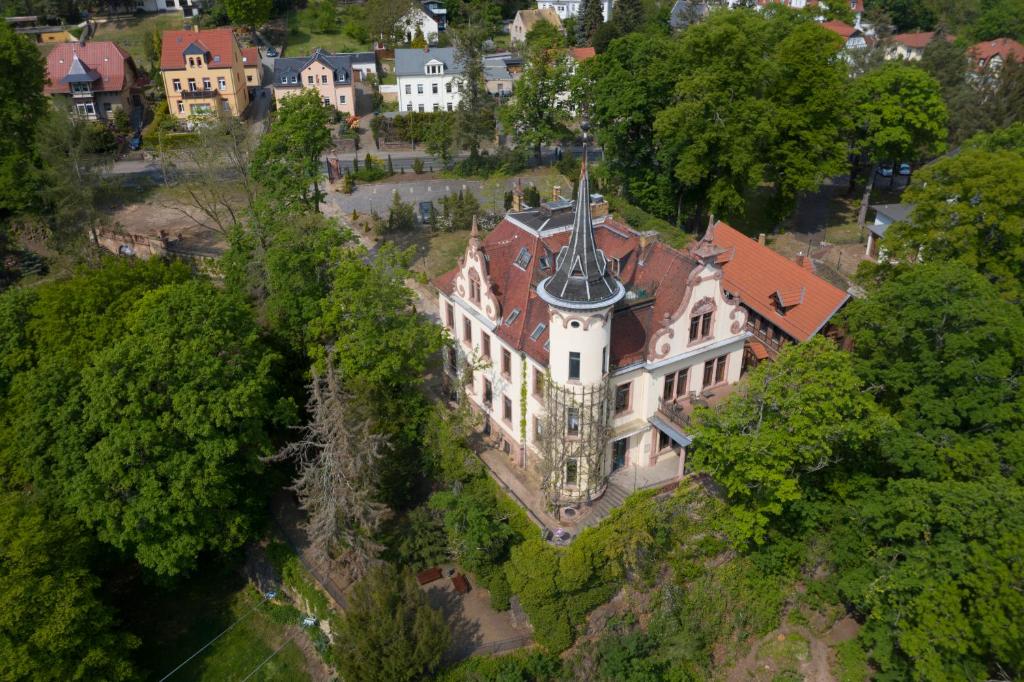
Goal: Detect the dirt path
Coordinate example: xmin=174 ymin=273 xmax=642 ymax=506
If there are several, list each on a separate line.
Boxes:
xmin=726 ymin=615 xmax=860 ymax=682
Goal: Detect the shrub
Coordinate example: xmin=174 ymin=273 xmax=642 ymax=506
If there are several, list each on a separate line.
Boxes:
xmin=413 ymin=158 xmax=425 ymax=174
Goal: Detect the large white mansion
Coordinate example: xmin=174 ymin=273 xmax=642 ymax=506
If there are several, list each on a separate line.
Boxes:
xmin=435 ymin=155 xmax=750 ymax=505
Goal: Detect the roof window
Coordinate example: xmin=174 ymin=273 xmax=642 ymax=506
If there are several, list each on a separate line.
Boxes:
xmin=505 ymin=308 xmax=521 ymax=325
xmin=513 ymin=247 xmax=531 ymax=269
xmin=530 ymin=323 xmax=546 ymax=340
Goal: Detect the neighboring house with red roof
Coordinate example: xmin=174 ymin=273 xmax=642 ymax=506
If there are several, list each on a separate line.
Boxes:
xmin=160 ymin=26 xmax=250 ymax=119
xmin=241 ymin=46 xmax=262 ymax=88
xmin=969 ymin=38 xmax=1024 ymax=71
xmin=708 ymin=221 xmax=850 ymax=363
xmin=434 ymin=159 xmax=750 ymax=507
xmin=43 ymin=41 xmax=143 ymax=121
xmin=885 ymin=31 xmax=955 ymax=61
xmin=821 ymin=19 xmax=872 ymax=52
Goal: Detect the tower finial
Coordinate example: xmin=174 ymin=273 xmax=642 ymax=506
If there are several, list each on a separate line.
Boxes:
xmin=470 ymin=214 xmax=479 ymax=238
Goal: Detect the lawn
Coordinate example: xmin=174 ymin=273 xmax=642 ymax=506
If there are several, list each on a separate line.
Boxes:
xmin=93 ymin=13 xmax=184 ymax=69
xmin=284 ymin=7 xmax=370 ymax=56
xmin=120 ymin=558 xmax=312 ymax=682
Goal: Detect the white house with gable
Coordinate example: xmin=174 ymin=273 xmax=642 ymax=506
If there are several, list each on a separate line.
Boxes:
xmin=434 ymin=140 xmax=749 ymax=513
xmin=537 ymin=0 xmax=612 ymax=21
xmin=395 ymin=47 xmax=462 ymax=113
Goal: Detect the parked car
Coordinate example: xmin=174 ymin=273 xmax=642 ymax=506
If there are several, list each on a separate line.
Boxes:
xmin=877 ymin=163 xmax=894 ymax=177
xmin=266 ymin=46 xmax=278 ymax=57
xmin=899 ymin=162 xmax=912 ymax=176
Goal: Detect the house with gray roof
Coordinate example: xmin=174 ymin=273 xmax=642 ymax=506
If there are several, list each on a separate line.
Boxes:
xmin=867 ymin=203 xmax=914 ymax=261
xmin=272 ymin=48 xmax=377 ymax=116
xmin=395 ymin=47 xmax=464 ymax=113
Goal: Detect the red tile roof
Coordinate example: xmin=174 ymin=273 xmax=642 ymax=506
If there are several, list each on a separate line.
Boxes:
xmin=709 ymin=221 xmax=849 ymax=342
xmin=433 ymin=215 xmax=699 ymax=369
xmin=569 ymin=47 xmax=596 ymax=62
xmin=890 ymin=31 xmax=954 ymax=49
xmin=44 ymin=41 xmax=134 ymax=94
xmin=161 ymin=27 xmax=238 ymax=70
xmin=241 ymin=46 xmax=260 ymax=67
xmin=822 ymin=20 xmax=856 ymax=39
xmin=970 ymin=38 xmax=1024 ymax=64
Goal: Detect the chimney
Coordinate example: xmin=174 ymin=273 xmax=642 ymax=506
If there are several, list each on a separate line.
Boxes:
xmin=795 ymin=253 xmax=816 ymax=272
xmin=757 ymin=233 xmax=766 ymax=246
xmin=637 ymin=231 xmax=659 ymax=267
xmin=590 ymin=196 xmax=609 ymax=220
xmin=192 ymin=22 xmax=200 ymax=33
xmin=552 ymin=185 xmax=560 ymax=201
xmin=511 ymin=178 xmax=523 ymax=212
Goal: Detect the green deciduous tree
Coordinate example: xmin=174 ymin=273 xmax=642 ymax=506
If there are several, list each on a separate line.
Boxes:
xmin=333 ymin=563 xmax=450 ymax=682
xmin=689 ymin=337 xmax=879 ymax=545
xmin=843 ymin=261 xmax=1024 ymax=482
xmin=0 ymin=491 xmax=138 ymax=681
xmin=69 ymin=279 xmax=291 ymax=574
xmin=311 ymin=244 xmax=446 ymax=506
xmin=430 ymin=477 xmax=518 ymax=574
xmin=612 ymin=0 xmax=644 ymax=34
xmin=224 ymin=0 xmax=271 ymax=31
xmin=251 ymin=89 xmax=332 ymax=213
xmin=503 ymin=47 xmax=572 ymax=163
xmin=582 ymin=33 xmax=687 ymax=221
xmin=423 ymin=111 xmax=456 ymax=169
xmin=850 ymin=61 xmax=947 ymax=226
xmin=0 ymin=22 xmax=45 ymax=216
xmin=885 ymin=131 xmax=1024 ymax=299
xmin=523 ymin=17 xmax=564 ymax=51
xmin=655 ymin=11 xmax=851 ymax=224
xmin=386 ymin=188 xmax=416 ymax=232
xmin=831 ymin=477 xmax=1024 ymax=681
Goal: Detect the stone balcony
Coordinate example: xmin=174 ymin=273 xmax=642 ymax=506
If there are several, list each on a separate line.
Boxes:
xmin=655 ymin=383 xmax=735 ymax=431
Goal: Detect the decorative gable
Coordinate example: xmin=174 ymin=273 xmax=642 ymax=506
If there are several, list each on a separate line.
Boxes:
xmin=453 ymin=220 xmax=501 ymax=323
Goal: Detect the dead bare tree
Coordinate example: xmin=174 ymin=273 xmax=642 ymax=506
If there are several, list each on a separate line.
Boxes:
xmin=268 ymin=358 xmax=392 ymax=580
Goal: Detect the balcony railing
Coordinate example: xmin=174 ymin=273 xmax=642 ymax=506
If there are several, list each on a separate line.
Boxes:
xmin=71 ymin=90 xmax=94 ymax=98
xmin=657 ymin=385 xmax=735 ymax=430
xmin=180 ymin=89 xmax=220 ymax=100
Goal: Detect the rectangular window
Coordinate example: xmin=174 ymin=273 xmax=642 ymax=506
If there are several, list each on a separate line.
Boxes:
xmin=602 ymin=346 xmax=607 ymax=372
xmin=446 ymin=302 xmax=454 ymax=328
xmin=715 ymin=355 xmax=727 ymax=384
xmin=703 ymin=359 xmax=714 ymax=388
xmin=690 ymin=312 xmax=713 ymax=341
xmin=534 ymin=416 xmax=543 ymax=440
xmin=701 ymin=312 xmax=712 ymax=337
xmin=418 ymin=104 xmax=424 ymax=112
xmin=172 ymin=78 xmax=182 ymax=92
xmin=407 ymin=103 xmax=413 ymax=112
xmin=483 ymin=379 xmax=493 ymax=406
xmin=323 ymin=97 xmax=330 ymax=106
xmin=177 ymin=101 xmax=185 ymax=113
xmin=567 ymin=408 xmax=580 ymax=436
xmin=658 ymin=430 xmax=672 ymax=451
xmin=501 ymin=349 xmax=511 ymax=377
xmin=614 ymin=383 xmax=631 ymax=414
xmin=469 ymin=278 xmax=480 ymax=302
xmin=247 ymin=75 xmax=253 ymax=82
xmin=462 ymin=317 xmax=472 ymax=344
xmin=202 ymin=77 xmax=211 ymax=90
xmin=447 ymin=347 xmax=457 ymax=372
xmin=432 ymin=83 xmax=438 ymax=93
xmin=218 ymin=77 xmax=226 ymax=90
xmin=445 ymin=81 xmax=452 ymax=93
xmin=104 ymin=103 xmax=112 ymax=113
xmin=568 ymin=352 xmax=580 ymax=381
xmin=321 ymin=75 xmax=328 ymax=84
xmin=339 ymin=94 xmax=346 ymax=104
xmin=533 ymin=368 xmax=544 ymax=397
xmin=447 ymin=102 xmax=453 ymax=111
xmin=503 ymin=396 xmax=512 ymax=423
xmin=187 ymin=78 xmax=197 ymax=91
xmin=417 ymin=84 xmax=423 ymax=94
xmin=663 ymin=372 xmax=675 ymax=400
xmin=405 ymin=84 xmax=411 ymax=94
xmin=565 ymin=458 xmax=578 ymax=485
xmin=308 ymin=75 xmax=315 ymax=84
xmin=689 ymin=315 xmax=699 ymax=340
xmin=433 ymin=103 xmax=440 ymax=112
xmin=677 ymin=368 xmax=688 ymax=396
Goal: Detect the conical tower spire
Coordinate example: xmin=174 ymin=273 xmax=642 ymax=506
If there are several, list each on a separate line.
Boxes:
xmin=536 ymin=123 xmax=624 ymax=311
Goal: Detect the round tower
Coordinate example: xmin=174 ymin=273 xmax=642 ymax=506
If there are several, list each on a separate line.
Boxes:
xmin=535 ymin=132 xmax=625 ymax=506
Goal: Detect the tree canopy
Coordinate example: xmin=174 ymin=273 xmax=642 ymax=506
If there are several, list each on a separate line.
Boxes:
xmin=0 ymin=22 xmax=46 ymax=216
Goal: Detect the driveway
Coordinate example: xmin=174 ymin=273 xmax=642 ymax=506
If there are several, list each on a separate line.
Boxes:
xmin=325 ymin=177 xmax=527 ymax=217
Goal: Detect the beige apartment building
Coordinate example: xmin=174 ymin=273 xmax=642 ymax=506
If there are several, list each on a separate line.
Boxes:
xmin=160 ymin=26 xmax=250 ymax=119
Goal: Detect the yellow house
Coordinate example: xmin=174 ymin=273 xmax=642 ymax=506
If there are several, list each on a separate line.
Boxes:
xmin=160 ymin=26 xmax=250 ymax=119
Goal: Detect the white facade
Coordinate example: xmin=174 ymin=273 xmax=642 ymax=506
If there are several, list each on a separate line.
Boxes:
xmin=537 ymin=0 xmax=612 ymax=21
xmin=399 ymin=7 xmax=440 ymax=44
xmin=436 ymin=201 xmax=748 ymax=502
xmin=395 ymin=49 xmax=462 ymax=113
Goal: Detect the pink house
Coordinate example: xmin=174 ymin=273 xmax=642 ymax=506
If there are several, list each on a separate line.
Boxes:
xmin=272 ymin=48 xmax=376 ymax=116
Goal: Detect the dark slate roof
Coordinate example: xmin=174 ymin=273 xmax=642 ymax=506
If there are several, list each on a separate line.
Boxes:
xmin=394 ymin=47 xmax=462 ymax=76
xmin=183 ymin=41 xmax=208 ymax=56
xmin=60 ymin=53 xmax=101 ymax=83
xmin=273 ymin=48 xmax=354 ymax=87
xmin=537 ymin=156 xmax=625 ymax=310
xmin=669 ymin=0 xmax=709 ymax=29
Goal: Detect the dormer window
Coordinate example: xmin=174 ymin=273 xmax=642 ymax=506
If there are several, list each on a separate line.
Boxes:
xmin=425 ymin=60 xmax=444 ymax=75
xmin=469 ymin=275 xmax=481 ymax=303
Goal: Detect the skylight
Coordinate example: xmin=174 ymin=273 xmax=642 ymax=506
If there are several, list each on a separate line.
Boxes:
xmin=513 ymin=247 xmax=531 ymax=270
xmin=505 ymin=308 xmax=521 ymax=325
xmin=539 ymin=255 xmax=551 ymax=270
xmin=530 ymin=323 xmax=546 ymax=340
